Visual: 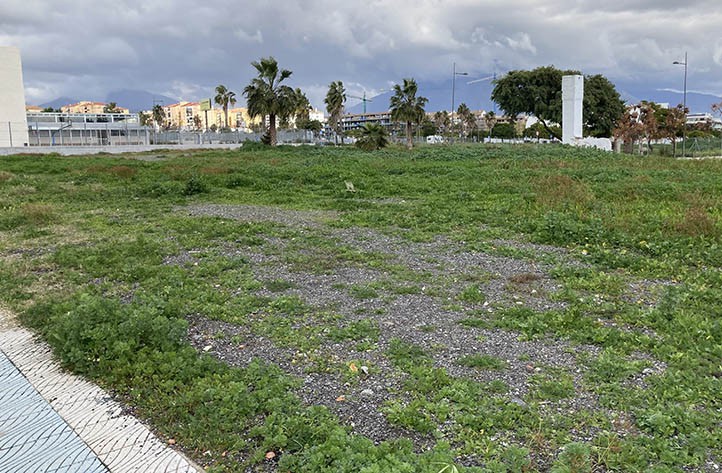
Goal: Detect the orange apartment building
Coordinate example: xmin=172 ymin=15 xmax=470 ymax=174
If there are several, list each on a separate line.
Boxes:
xmin=60 ymin=101 xmax=130 ymax=114
xmin=161 ymin=102 xmax=261 ymax=131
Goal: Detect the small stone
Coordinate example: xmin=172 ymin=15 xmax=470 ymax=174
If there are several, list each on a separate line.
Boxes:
xmin=361 ymin=388 xmax=374 ymax=397
xmin=510 ymin=397 xmax=528 ymax=408
xmin=360 ymin=365 xmax=369 ymax=375
xmin=335 ymin=395 xmax=346 ymax=402
xmin=265 ymin=451 xmax=276 ymax=460
xmin=168 ymin=438 xmax=176 ymax=445
xmin=202 ymin=345 xmax=212 ymax=352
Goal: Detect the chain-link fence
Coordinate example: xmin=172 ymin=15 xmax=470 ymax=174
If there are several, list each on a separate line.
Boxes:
xmin=634 ymin=137 xmax=722 ymax=158
xmin=148 ymin=129 xmax=316 ymax=145
xmin=1 ymin=121 xmax=323 ymax=149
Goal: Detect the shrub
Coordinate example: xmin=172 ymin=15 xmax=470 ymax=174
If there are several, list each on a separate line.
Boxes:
xmin=182 ymin=175 xmax=208 ymax=195
xmin=551 ymin=442 xmax=592 ymax=473
xmin=356 ymin=123 xmax=389 ymax=151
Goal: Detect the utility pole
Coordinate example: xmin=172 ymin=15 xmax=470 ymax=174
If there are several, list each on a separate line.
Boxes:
xmin=673 ymin=52 xmax=688 ymax=157
xmin=451 ymin=62 xmax=468 ymax=142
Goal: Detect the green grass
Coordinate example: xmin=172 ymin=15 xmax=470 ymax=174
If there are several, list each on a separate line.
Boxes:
xmin=2 ymin=145 xmax=722 ymax=471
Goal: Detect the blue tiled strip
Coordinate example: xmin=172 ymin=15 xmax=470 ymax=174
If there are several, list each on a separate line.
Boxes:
xmin=0 ymin=351 xmax=109 ymax=473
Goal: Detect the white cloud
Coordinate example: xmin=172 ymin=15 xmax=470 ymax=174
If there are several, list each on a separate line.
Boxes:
xmin=234 ymin=29 xmax=263 ymax=44
xmin=2 ymin=0 xmax=721 ymax=108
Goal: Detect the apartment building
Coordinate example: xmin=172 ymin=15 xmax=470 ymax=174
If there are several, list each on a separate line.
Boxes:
xmin=160 ymin=102 xmax=265 ymax=131
xmin=61 ymin=101 xmax=130 ymax=114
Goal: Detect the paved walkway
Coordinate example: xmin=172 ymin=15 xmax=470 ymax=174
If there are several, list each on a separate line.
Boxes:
xmin=0 ymin=311 xmax=204 ymax=472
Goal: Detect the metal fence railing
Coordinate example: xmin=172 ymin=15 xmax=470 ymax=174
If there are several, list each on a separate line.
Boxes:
xmin=148 ymin=129 xmax=319 ymax=145
xmin=0 ymin=122 xmax=323 ymax=148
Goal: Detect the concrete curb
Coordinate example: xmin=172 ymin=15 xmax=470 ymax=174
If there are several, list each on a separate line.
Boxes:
xmin=0 ymin=310 xmax=204 ymax=472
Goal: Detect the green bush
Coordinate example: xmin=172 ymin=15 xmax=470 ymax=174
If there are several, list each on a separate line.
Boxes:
xmin=183 ymin=175 xmax=208 ymax=195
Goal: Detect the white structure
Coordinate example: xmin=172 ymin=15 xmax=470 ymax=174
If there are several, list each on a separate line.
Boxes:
xmin=0 ymin=47 xmax=30 ymax=147
xmin=562 ymin=75 xmax=583 ymax=144
xmin=309 ymin=108 xmax=326 ymax=123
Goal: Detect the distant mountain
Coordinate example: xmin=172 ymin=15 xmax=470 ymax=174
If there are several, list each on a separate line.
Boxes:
xmin=105 ymin=89 xmax=178 ymax=112
xmin=346 ymin=78 xmax=496 ymax=115
xmin=347 ymin=77 xmax=721 ymax=115
xmin=617 ymin=86 xmax=720 ymax=114
xmin=38 ymin=96 xmax=78 ymax=110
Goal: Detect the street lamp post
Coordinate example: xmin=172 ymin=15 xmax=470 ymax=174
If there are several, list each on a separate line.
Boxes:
xmin=451 ymin=62 xmax=468 ymax=142
xmin=673 ymin=52 xmax=688 ymax=157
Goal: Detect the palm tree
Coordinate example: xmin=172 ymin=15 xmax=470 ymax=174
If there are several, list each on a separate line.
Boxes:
xmin=389 ymin=78 xmax=428 ymax=149
xmin=433 ymin=110 xmax=450 ymax=135
xmin=356 ymin=123 xmax=389 ymax=151
xmin=325 ymin=81 xmax=346 ymax=145
xmin=214 ymin=85 xmax=237 ymax=129
xmin=292 ymin=88 xmax=311 ymax=126
xmin=103 ymin=102 xmax=120 ymax=113
xmin=243 ymin=57 xmax=295 ymax=146
xmin=152 ymin=104 xmax=165 ymax=130
xmin=484 ymin=111 xmax=497 ymax=139
xmin=456 ymin=103 xmax=473 ymax=139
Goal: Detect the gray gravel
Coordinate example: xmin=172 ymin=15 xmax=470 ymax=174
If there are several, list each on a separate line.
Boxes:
xmin=180 ymin=203 xmax=667 ymax=458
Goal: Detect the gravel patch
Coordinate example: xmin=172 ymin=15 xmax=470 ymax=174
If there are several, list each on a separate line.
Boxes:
xmin=178 ymin=203 xmax=668 ymax=456
xmin=180 ymin=204 xmax=338 ymax=228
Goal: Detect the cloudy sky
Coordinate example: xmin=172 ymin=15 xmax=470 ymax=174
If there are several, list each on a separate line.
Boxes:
xmin=2 ymin=0 xmax=721 ymax=110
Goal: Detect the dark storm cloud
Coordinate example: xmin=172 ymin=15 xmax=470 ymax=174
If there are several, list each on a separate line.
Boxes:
xmin=2 ymin=0 xmax=720 ymax=108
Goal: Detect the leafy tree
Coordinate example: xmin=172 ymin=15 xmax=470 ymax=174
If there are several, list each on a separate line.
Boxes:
xmin=613 ymin=105 xmax=645 ymax=154
xmin=214 ymin=85 xmax=237 ymax=129
xmin=524 ymin=121 xmax=561 ymax=139
xmin=297 ymin=119 xmax=323 ymax=136
xmin=635 ymin=101 xmax=660 ymax=153
xmin=243 ymin=57 xmax=296 ymax=146
xmin=356 ymin=123 xmax=389 ymax=151
xmin=151 ymin=104 xmax=165 ymax=130
xmin=138 ymin=111 xmax=150 ymax=126
xmin=389 ymin=78 xmax=428 ymax=149
xmin=103 ymin=102 xmax=120 ymax=113
xmin=663 ymin=104 xmax=687 ymax=156
xmin=584 ymin=75 xmax=626 ymax=137
xmin=491 ymin=122 xmax=516 ymax=139
xmin=491 ymin=66 xmax=624 ymax=140
xmin=42 ymin=107 xmax=60 ymax=113
xmin=325 ymin=81 xmax=346 ymax=145
xmin=420 ymin=118 xmax=437 ymax=137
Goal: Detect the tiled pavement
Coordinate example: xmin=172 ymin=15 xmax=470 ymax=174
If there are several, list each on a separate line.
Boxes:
xmin=0 ymin=313 xmax=203 ymax=473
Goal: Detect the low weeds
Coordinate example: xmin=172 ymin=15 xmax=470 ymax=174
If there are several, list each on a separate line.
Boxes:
xmin=2 ymin=146 xmax=722 ymax=471
xmin=533 ymin=174 xmax=595 ymax=211
xmin=673 ymin=205 xmax=718 ymax=238
xmin=21 ymin=202 xmax=57 ymax=225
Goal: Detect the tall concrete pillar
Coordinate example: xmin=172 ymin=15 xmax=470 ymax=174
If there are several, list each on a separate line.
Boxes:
xmin=562 ymin=75 xmax=583 ymax=144
xmin=0 ymin=46 xmax=30 ymax=147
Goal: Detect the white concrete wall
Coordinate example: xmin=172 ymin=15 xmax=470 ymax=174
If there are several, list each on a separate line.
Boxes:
xmin=0 ymin=47 xmax=30 ymax=147
xmin=562 ymin=75 xmax=583 ymax=145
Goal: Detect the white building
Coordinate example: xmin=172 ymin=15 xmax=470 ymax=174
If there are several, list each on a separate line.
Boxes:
xmin=309 ymin=108 xmax=325 ymax=123
xmin=687 ymin=113 xmax=722 ymax=130
xmin=0 ymin=46 xmax=30 ymax=147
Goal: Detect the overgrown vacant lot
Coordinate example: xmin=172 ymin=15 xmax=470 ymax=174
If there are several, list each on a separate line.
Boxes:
xmin=1 ymin=144 xmax=721 ymax=472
